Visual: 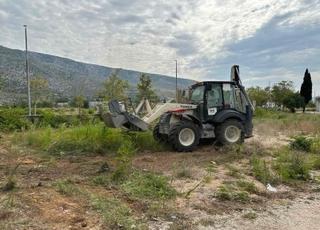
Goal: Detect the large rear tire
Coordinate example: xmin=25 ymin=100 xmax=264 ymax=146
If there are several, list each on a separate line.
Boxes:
xmin=168 ymin=121 xmax=200 ymax=152
xmin=215 ymin=119 xmax=244 ymax=145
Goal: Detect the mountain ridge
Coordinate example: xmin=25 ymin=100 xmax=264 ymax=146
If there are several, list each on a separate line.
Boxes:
xmin=0 ymin=45 xmax=195 ymax=104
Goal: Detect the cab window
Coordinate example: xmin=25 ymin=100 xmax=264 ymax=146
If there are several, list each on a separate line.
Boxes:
xmin=207 ymin=84 xmax=223 ymax=108
xmin=190 ymin=85 xmax=205 ymax=103
xmin=223 ymin=83 xmax=235 ymax=109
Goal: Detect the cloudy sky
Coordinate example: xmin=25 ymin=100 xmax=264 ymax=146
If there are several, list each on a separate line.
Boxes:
xmin=1 ymin=0 xmax=320 ymax=91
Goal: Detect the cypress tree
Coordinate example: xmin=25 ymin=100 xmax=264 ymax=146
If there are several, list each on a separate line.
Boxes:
xmin=300 ymin=69 xmax=312 ymax=112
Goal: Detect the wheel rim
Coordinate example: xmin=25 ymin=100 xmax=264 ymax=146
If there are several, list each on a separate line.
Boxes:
xmin=224 ymin=125 xmax=241 ymax=143
xmin=178 ymin=128 xmax=195 ymax=147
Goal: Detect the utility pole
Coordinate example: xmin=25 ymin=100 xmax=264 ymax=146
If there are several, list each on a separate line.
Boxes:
xmin=24 ymin=25 xmax=32 ymax=116
xmin=175 ymin=60 xmax=178 ymax=102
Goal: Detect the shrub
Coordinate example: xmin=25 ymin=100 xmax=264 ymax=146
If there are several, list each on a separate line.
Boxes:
xmin=215 ymin=185 xmax=250 ymax=203
xmin=290 ymin=136 xmax=313 ymax=152
xmin=122 ymin=171 xmax=176 ymax=200
xmin=236 ymin=180 xmax=257 ymax=194
xmin=274 ymin=150 xmax=310 ymax=182
xmin=111 ymin=139 xmax=136 ymax=183
xmin=0 ymin=108 xmax=30 ymax=131
xmin=250 ymin=154 xmax=277 ymax=184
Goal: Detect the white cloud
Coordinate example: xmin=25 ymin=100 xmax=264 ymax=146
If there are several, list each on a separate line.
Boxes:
xmin=0 ymin=0 xmax=320 ymax=86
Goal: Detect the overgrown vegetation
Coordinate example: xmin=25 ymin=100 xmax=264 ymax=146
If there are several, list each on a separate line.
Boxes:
xmin=215 ymin=180 xmax=258 ymax=203
xmin=290 ymin=136 xmax=313 ymax=152
xmin=122 ymin=171 xmax=176 ymax=200
xmin=251 ymin=154 xmax=278 ymax=184
xmin=274 ymin=149 xmax=310 ymax=182
xmin=14 ymin=124 xmax=164 ymax=155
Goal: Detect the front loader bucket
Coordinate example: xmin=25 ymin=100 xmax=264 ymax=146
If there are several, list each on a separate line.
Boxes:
xmin=101 ymin=100 xmax=149 ymax=131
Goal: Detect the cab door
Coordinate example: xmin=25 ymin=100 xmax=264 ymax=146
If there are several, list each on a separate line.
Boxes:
xmin=204 ymin=83 xmax=223 ymax=121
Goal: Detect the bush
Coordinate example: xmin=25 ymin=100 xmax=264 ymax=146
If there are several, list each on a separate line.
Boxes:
xmin=111 ymin=139 xmax=136 ymax=183
xmin=290 ymin=136 xmax=313 ymax=152
xmin=121 ymin=171 xmax=176 ymax=200
xmin=0 ymin=108 xmax=30 ymax=131
xmin=250 ymin=154 xmax=277 ymax=184
xmin=215 ymin=185 xmax=250 ymax=203
xmin=274 ymin=150 xmax=310 ymax=182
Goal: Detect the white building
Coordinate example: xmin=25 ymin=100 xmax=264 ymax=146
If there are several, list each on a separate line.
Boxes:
xmin=89 ymin=101 xmax=103 ymax=109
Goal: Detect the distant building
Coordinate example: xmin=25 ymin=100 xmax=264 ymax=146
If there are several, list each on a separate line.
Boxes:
xmin=263 ymin=101 xmax=276 ymax=109
xmin=315 ymin=97 xmax=320 ymax=112
xmin=89 ymin=101 xmax=103 ymax=109
xmin=56 ymin=102 xmax=69 ymax=108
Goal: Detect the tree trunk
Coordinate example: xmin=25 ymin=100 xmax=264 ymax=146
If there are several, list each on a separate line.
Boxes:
xmin=34 ymin=102 xmax=37 ymax=115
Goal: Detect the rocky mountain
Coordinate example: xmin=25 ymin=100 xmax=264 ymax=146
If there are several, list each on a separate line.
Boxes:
xmin=0 ymin=45 xmax=195 ymax=105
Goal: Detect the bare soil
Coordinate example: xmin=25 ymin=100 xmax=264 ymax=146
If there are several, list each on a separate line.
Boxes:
xmin=1 ymin=130 xmax=319 ymax=229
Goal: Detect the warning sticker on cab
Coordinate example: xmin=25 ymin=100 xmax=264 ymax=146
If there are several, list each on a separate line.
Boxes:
xmin=208 ymin=108 xmax=217 ymax=115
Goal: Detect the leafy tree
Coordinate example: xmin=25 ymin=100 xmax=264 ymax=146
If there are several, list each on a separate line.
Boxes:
xmin=247 ymin=86 xmax=269 ymax=106
xmin=72 ymin=95 xmax=85 ymax=115
xmin=271 ymin=81 xmax=295 ymax=108
xmin=283 ymin=92 xmax=304 ymax=113
xmin=102 ymin=73 xmax=129 ymax=102
xmin=30 ymin=75 xmax=49 ymax=115
xmin=136 ymin=73 xmax=158 ymax=103
xmin=300 ymin=69 xmax=312 ymax=112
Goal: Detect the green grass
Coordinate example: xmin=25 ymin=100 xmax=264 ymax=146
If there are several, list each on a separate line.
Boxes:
xmin=0 ymin=108 xmax=30 ymax=132
xmin=254 ymin=109 xmax=320 ymax=135
xmin=215 ymin=185 xmax=250 ymax=203
xmin=250 ymin=154 xmax=278 ymax=184
xmin=226 ymin=164 xmax=243 ymax=178
xmin=14 ymin=124 xmax=164 ymax=155
xmin=290 ymin=136 xmax=313 ymax=152
xmin=54 ymin=179 xmax=82 ymax=196
xmin=121 ymin=171 xmax=177 ymax=200
xmin=236 ymin=180 xmax=258 ymax=193
xmin=90 ymin=195 xmax=138 ymax=229
xmin=274 ymin=149 xmax=310 ymax=182
xmin=215 ymin=179 xmax=257 ymax=203
xmin=92 ymin=175 xmax=110 ymax=186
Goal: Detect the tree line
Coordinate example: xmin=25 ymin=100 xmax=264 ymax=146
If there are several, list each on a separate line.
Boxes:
xmin=3 ymin=72 xmax=159 ymax=114
xmin=247 ymin=69 xmax=313 ymax=112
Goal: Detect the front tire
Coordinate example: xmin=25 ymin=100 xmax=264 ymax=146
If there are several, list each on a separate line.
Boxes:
xmin=215 ymin=119 xmax=244 ymax=145
xmin=168 ymin=121 xmax=200 ymax=152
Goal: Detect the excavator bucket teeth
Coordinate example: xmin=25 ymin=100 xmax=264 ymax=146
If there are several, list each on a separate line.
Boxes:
xmin=101 ymin=100 xmax=148 ymax=131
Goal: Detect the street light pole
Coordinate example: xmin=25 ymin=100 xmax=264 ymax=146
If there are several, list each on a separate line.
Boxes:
xmin=175 ymin=60 xmax=178 ymax=102
xmin=24 ymin=25 xmax=32 ymax=116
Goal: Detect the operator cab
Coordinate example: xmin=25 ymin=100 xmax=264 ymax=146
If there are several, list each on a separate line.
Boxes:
xmin=188 ymin=81 xmax=251 ymax=122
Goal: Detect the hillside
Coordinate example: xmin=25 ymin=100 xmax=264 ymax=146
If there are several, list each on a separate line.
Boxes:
xmin=0 ymin=45 xmax=195 ymax=104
